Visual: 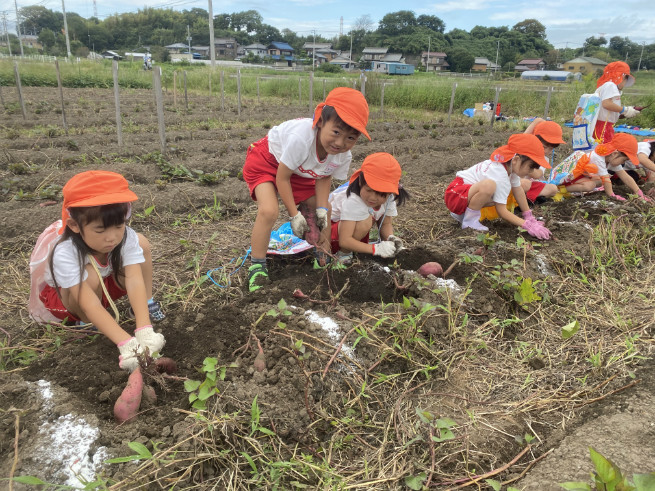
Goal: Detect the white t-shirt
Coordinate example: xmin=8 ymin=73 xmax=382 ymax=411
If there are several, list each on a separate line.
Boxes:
xmin=589 ymin=150 xmax=623 ymax=176
xmin=267 ymin=118 xmax=351 ymax=181
xmin=456 ymin=159 xmax=521 ymax=204
xmin=625 ymin=141 xmax=653 ymax=170
xmin=595 ymin=81 xmax=621 ymax=124
xmin=45 ymin=227 xmax=144 ymax=289
xmin=329 ymin=183 xmax=398 ymax=223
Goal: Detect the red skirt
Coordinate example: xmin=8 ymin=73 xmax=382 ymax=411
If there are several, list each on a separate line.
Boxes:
xmin=444 ymin=177 xmax=471 ymax=215
xmin=330 ymin=221 xmax=370 ymax=253
xmin=593 ymin=120 xmax=614 ymax=144
xmin=526 ymin=181 xmax=546 ymax=202
xmin=243 ymin=136 xmax=317 ymax=204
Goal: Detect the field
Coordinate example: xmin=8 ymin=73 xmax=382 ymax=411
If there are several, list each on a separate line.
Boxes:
xmin=0 ymin=81 xmax=654 ymax=490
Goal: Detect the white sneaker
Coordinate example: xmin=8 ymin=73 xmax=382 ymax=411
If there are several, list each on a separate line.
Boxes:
xmin=335 ymin=251 xmax=353 ymax=264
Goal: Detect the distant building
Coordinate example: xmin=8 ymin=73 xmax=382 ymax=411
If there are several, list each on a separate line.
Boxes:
xmin=329 ymin=54 xmax=356 ymax=70
xmin=101 ymin=50 xmax=122 ymax=60
xmin=214 ymin=38 xmax=237 ymax=59
xmin=362 ymin=47 xmax=389 ymax=62
xmin=371 ymin=61 xmax=414 ymax=75
xmin=20 ymin=34 xmax=42 ymax=50
xmin=515 ymin=58 xmax=546 ymax=71
xmin=472 ymin=57 xmax=500 ymax=72
xmin=521 ymin=70 xmax=581 ymax=82
xmin=268 ymin=41 xmax=296 ymax=67
xmin=564 ymin=57 xmax=608 ymax=75
xmin=421 ymin=51 xmax=449 ymax=71
xmin=244 ymin=43 xmax=267 ymax=57
xmin=165 ymin=43 xmax=190 ymax=54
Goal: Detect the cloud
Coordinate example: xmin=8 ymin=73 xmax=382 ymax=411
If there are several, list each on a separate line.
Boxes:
xmin=429 ymin=0 xmax=492 ymax=13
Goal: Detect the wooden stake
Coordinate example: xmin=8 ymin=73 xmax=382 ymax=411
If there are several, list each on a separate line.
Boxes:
xmin=153 ymin=67 xmax=167 ymax=154
xmin=13 ymin=62 xmax=26 ymax=120
xmin=448 ymin=83 xmax=457 ymax=124
xmin=112 ymin=60 xmax=123 ymax=147
xmin=55 ymin=60 xmax=68 ymax=134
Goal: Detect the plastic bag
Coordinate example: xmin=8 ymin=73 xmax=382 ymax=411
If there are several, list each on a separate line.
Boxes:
xmin=29 ymin=220 xmax=63 ymax=323
xmin=572 ymin=94 xmax=601 ymax=151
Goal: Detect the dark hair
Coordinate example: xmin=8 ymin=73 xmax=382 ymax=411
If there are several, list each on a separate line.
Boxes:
xmin=49 ymin=203 xmax=130 ymax=301
xmin=648 ymin=142 xmax=655 ymax=160
xmin=536 ymin=135 xmax=560 ymax=148
xmin=346 ymin=172 xmax=410 ymax=207
xmin=319 ymin=105 xmax=360 ymax=136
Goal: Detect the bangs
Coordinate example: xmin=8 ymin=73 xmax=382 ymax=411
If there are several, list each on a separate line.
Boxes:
xmin=71 ymin=203 xmax=130 ymax=228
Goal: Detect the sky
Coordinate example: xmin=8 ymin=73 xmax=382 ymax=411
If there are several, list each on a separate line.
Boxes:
xmin=5 ymin=0 xmax=655 ymax=51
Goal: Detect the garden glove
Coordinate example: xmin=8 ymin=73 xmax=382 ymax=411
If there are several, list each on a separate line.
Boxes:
xmin=118 ymin=337 xmax=142 ymax=372
xmin=521 ymin=210 xmax=535 ymax=220
xmin=622 ymin=106 xmax=640 ymax=119
xmin=372 ymin=241 xmax=397 ymax=258
xmin=387 ymin=234 xmax=405 ymax=251
xmin=521 ymin=219 xmax=552 ymax=240
xmin=610 ymin=194 xmax=626 ymax=202
xmin=315 ymin=207 xmax=329 ymax=230
xmin=135 ymin=325 xmax=165 ymax=355
xmin=636 ymin=189 xmax=652 ymax=202
xmin=290 ymin=212 xmax=309 ymax=237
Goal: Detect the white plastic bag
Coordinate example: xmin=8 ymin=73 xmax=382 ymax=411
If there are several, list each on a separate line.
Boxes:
xmin=572 ymin=93 xmax=601 ymax=151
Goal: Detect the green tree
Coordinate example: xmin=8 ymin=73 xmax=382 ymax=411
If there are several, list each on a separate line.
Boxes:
xmin=378 ymin=10 xmax=416 ymax=36
xmin=20 ymin=6 xmax=61 ymax=33
xmin=38 ymin=28 xmax=56 ymax=51
xmin=512 ymin=19 xmax=546 ymax=40
xmin=416 ymin=14 xmax=444 ymax=33
xmin=231 ymin=10 xmax=263 ymax=33
xmin=446 ymin=47 xmax=474 ymax=72
xmin=255 ymin=24 xmax=281 ymax=45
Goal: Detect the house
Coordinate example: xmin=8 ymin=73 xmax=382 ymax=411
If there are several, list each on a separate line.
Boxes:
xmin=20 ymin=34 xmax=42 ymax=50
xmin=362 ymin=47 xmax=388 ymax=62
xmin=101 ymin=50 xmax=122 ymax=60
xmin=381 ymin=53 xmax=405 ymax=63
xmin=303 ymin=42 xmax=332 ymax=57
xmin=329 ymin=54 xmax=356 ymax=70
xmin=421 ymin=51 xmax=449 ymax=71
xmin=472 ymin=57 xmax=500 ymax=72
xmin=515 ymin=58 xmax=546 ymax=71
xmin=243 ymin=43 xmax=267 ymax=57
xmin=521 ymin=70 xmax=582 ymax=82
xmin=165 ymin=43 xmax=190 ymax=54
xmin=214 ymin=38 xmax=237 ymax=59
xmin=564 ymin=57 xmax=607 ymax=75
xmin=371 ymin=61 xmax=414 ymax=75
xmin=268 ymin=41 xmax=296 ymax=67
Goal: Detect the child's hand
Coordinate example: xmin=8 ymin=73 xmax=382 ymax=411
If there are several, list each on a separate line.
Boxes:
xmin=372 ymin=241 xmax=397 ymax=258
xmin=315 ymin=207 xmax=329 ymax=230
xmin=387 ymin=235 xmax=405 ymax=251
xmin=118 ymin=337 xmax=142 ymax=371
xmin=623 ymin=106 xmax=640 ymax=118
xmin=521 ymin=219 xmax=552 ymax=240
xmin=637 ymin=189 xmax=652 ymax=202
xmin=610 ymin=194 xmax=626 ymax=201
xmin=291 ymin=213 xmax=309 ymax=237
xmin=135 ymin=325 xmax=165 ymax=355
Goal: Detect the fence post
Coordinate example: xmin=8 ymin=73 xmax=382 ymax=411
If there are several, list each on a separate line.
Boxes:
xmin=257 ymin=76 xmax=260 ymax=104
xmin=447 ymin=83 xmax=457 ymax=124
xmin=544 ymin=86 xmax=553 ymax=119
xmin=298 ymin=76 xmax=302 ymax=106
xmin=54 ymin=60 xmax=68 ymax=134
xmin=380 ymin=83 xmax=385 ymax=117
xmin=112 ymin=60 xmax=123 ymax=147
xmin=13 ymin=62 xmax=26 ymax=120
xmin=352 ymin=78 xmax=356 ymax=89
xmin=490 ymin=87 xmax=501 ymax=127
xmin=237 ymin=69 xmax=242 ymax=116
xmin=323 ymin=79 xmax=326 ymax=99
xmin=208 ymin=71 xmax=212 ymax=95
xmin=153 ymin=67 xmax=167 ymax=155
xmin=220 ymin=70 xmax=225 ymax=110
xmin=173 ymin=71 xmax=177 ymax=107
xmin=360 ymin=73 xmax=366 ymax=97
xmin=0 ymin=85 xmax=4 ymax=106
xmin=309 ymin=72 xmax=313 ymax=109
xmin=184 ymin=71 xmax=188 ymax=112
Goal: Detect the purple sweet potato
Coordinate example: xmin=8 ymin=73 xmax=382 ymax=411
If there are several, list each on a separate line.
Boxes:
xmin=114 ymin=368 xmax=143 ymax=423
xmin=418 ymin=262 xmax=444 ymax=278
xmin=141 ymin=384 xmax=157 ymax=407
xmin=299 ymin=203 xmax=320 ymax=245
xmin=154 ymin=357 xmax=178 ymax=374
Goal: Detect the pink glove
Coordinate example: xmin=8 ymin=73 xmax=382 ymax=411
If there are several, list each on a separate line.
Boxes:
xmin=521 ymin=210 xmax=534 ymax=220
xmin=637 ymin=189 xmax=652 ymax=202
xmin=522 ymin=219 xmax=552 ymax=240
xmin=610 ymin=194 xmax=626 ymax=202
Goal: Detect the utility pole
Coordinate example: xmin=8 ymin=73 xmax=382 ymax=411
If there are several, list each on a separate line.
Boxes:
xmin=207 ymin=0 xmax=215 ymax=67
xmin=495 ymin=39 xmax=500 ymax=72
xmin=426 ymin=36 xmax=430 ymax=72
xmin=186 ymin=25 xmax=191 ymax=54
xmin=637 ymin=42 xmax=645 ymax=71
xmin=2 ymin=13 xmax=12 ymax=56
xmin=14 ymin=0 xmax=24 ymax=55
xmin=312 ymin=29 xmax=316 ymax=71
xmin=61 ymin=0 xmax=71 ymax=57
xmin=349 ymin=32 xmax=353 ymax=69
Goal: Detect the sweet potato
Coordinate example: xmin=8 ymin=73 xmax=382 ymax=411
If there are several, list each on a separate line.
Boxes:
xmin=141 ymin=384 xmax=157 ymax=407
xmin=114 ymin=368 xmax=143 ymax=423
xmin=154 ymin=357 xmax=178 ymax=374
xmin=299 ymin=203 xmax=320 ymax=245
xmin=418 ymin=261 xmax=443 ymax=278
xmin=253 ymin=334 xmax=266 ymax=371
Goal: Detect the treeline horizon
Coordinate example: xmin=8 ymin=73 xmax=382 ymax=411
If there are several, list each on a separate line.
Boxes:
xmin=4 ymin=6 xmax=655 ymax=72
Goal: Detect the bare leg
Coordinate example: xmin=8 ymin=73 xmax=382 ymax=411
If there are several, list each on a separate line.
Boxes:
xmin=251 ymin=182 xmax=279 ymax=260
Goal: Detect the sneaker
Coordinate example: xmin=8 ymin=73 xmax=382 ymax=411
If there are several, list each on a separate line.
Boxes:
xmin=248 ymin=264 xmax=270 ymax=292
xmin=335 ymin=250 xmax=353 ymax=265
xmin=450 ymin=212 xmax=464 ymax=224
xmin=128 ymin=300 xmax=166 ymax=322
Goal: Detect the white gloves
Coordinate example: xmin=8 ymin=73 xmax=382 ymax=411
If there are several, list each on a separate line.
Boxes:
xmin=290 ymin=213 xmax=309 ymax=237
xmin=623 ymin=106 xmax=640 ymax=118
xmin=372 ymin=241 xmax=397 ymax=258
xmin=135 ymin=325 xmax=166 ymax=354
xmin=315 ymin=207 xmax=329 ymax=230
xmin=118 ymin=337 xmax=141 ymax=372
xmin=387 ymin=234 xmax=404 ymax=251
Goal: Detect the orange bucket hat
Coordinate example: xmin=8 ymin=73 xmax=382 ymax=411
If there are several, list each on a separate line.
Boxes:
xmin=490 ymin=134 xmax=551 ymax=169
xmin=312 ymin=87 xmax=371 ymax=140
xmin=596 ymin=61 xmax=635 ymax=88
xmin=349 ymin=153 xmax=402 ymax=194
xmin=60 ymin=170 xmax=138 ymax=234
xmin=534 ymin=121 xmax=566 ymax=145
xmin=596 ymin=133 xmax=639 ymax=165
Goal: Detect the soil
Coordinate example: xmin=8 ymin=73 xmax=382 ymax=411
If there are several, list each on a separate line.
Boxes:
xmin=0 ymin=87 xmax=654 ymax=490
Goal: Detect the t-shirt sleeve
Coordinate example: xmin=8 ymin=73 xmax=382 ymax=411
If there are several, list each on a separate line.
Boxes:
xmin=331 ymin=153 xmax=352 ymax=180
xmin=122 ymin=227 xmax=145 ymax=266
xmin=597 ymin=82 xmax=620 ymax=102
xmin=50 ymin=241 xmax=88 ymax=288
xmin=509 ymin=173 xmax=522 ymax=188
xmin=590 ymin=152 xmax=609 ymax=176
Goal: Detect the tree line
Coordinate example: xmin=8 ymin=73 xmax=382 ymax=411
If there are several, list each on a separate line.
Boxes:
xmin=4 ymin=6 xmax=654 ymax=72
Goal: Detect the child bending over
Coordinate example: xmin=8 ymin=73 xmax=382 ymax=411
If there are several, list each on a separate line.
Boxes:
xmin=445 ymin=134 xmax=552 ymax=240
xmin=29 ymin=171 xmax=166 ymax=372
xmin=328 ymin=152 xmax=410 ymax=263
xmin=243 ymin=87 xmax=370 ymax=292
xmin=521 ymin=118 xmax=565 ymax=203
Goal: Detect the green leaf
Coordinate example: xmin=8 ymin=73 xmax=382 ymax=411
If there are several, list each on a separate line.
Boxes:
xmin=105 ymin=454 xmax=142 ymax=463
xmin=558 ymin=482 xmax=592 ymax=491
xmin=562 ymin=321 xmax=581 ymax=339
xmin=127 ymin=441 xmax=152 ymax=458
xmin=277 ymin=298 xmax=287 ymax=310
xmin=241 ymin=451 xmax=258 ymax=476
xmin=266 ymin=309 xmax=277 ymax=317
xmin=633 ymin=473 xmax=655 ymax=490
xmin=202 ymin=357 xmax=218 ymax=371
xmin=11 ymin=476 xmax=49 ymax=485
xmin=405 ymin=472 xmax=427 ymax=490
xmin=257 ymin=426 xmax=276 ymax=436
xmin=485 ymin=479 xmax=502 ymax=491
xmin=589 ymin=447 xmax=619 ymax=483
xmin=184 ymin=379 xmax=201 ymax=392
xmin=415 ymin=407 xmax=433 ymax=424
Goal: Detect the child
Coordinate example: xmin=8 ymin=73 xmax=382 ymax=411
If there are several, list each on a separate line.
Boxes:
xmin=594 ymin=61 xmax=639 ymax=143
xmin=562 ymin=133 xmax=646 ymax=201
xmin=624 ymin=140 xmax=655 ymax=183
xmin=328 ymin=152 xmax=410 ymax=263
xmin=520 ymin=118 xmax=565 ymax=203
xmin=29 ymin=171 xmax=166 ymax=372
xmin=242 ymin=87 xmax=370 ymax=292
xmin=445 ymin=134 xmax=552 ymax=240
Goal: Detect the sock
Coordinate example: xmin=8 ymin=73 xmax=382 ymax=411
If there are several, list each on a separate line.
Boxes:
xmin=251 ymin=257 xmax=266 ymax=267
xmin=461 ymin=208 xmax=489 ymax=232
xmin=147 ymin=297 xmax=155 ymax=305
xmin=450 ymin=212 xmax=464 ymax=223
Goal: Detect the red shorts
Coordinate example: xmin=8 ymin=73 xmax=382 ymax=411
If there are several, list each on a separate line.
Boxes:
xmin=243 ymin=136 xmax=317 ymax=205
xmin=39 ymin=275 xmax=127 ymax=322
xmin=330 ymin=221 xmax=370 ymax=253
xmin=444 ymin=177 xmax=471 ymax=215
xmin=526 ymin=181 xmax=546 ymax=202
xmin=593 ymin=120 xmax=614 ymax=143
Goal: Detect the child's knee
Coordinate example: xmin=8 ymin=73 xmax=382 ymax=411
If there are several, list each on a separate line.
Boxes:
xmin=258 ymin=203 xmax=279 ymax=224
xmin=543 ymin=184 xmax=559 ymax=197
